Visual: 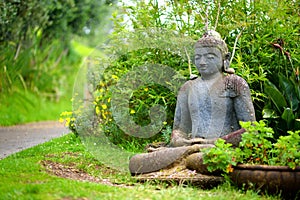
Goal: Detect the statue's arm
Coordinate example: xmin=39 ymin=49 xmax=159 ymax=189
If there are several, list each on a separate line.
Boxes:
xmin=170 ymin=82 xmax=193 ymax=147
xmin=234 ymin=77 xmax=256 ymax=122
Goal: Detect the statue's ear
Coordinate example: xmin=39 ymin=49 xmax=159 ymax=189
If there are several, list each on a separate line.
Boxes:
xmin=224 ymin=52 xmax=235 ymax=74
xmin=225 ymin=52 xmax=231 ymax=61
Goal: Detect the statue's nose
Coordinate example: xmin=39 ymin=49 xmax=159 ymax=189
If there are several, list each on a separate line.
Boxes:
xmin=199 ymin=57 xmax=207 ymax=65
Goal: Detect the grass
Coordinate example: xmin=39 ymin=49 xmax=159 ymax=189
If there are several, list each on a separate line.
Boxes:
xmin=0 ymin=133 xmax=281 ymax=200
xmin=0 ymin=89 xmax=72 ymax=126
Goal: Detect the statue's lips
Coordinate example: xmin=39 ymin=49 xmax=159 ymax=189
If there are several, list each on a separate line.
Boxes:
xmin=198 ymin=66 xmax=208 ymax=70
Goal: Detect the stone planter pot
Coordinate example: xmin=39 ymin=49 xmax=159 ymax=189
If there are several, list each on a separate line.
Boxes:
xmin=230 ymin=164 xmax=300 ymax=197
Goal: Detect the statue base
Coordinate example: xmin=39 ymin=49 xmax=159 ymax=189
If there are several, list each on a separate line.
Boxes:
xmin=133 ymin=159 xmax=223 ymax=189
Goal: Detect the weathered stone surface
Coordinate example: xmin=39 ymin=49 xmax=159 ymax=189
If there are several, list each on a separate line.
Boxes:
xmin=186 ymin=153 xmax=208 ymax=174
xmin=129 ymin=144 xmax=213 ymax=175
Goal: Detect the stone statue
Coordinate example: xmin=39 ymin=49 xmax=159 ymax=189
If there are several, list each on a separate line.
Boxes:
xmin=129 ymin=31 xmax=256 ymax=175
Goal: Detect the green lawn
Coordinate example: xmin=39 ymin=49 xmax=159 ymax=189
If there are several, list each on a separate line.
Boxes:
xmin=0 ymin=89 xmax=72 ymax=126
xmin=0 ymin=133 xmax=280 ymax=200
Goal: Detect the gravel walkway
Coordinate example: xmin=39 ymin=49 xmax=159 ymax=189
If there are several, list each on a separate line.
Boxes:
xmin=0 ymin=121 xmax=69 ymax=159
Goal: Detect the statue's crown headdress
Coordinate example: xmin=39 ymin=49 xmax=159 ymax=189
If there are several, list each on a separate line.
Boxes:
xmin=195 ymin=30 xmax=228 ymax=58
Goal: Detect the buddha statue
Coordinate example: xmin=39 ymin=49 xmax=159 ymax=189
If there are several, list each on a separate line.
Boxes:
xmin=129 ymin=31 xmax=256 ymax=175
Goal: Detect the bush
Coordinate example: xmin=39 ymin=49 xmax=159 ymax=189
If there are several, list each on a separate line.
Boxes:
xmin=202 ymin=120 xmax=300 ymax=173
xmin=94 ymin=47 xmax=189 ymax=150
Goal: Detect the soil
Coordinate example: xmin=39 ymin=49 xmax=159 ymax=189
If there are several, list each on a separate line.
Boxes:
xmin=41 ymin=159 xmax=132 ymax=188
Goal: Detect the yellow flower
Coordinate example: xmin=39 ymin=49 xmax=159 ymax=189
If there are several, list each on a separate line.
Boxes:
xmin=65 ymin=118 xmax=70 ymax=127
xmin=112 ymin=75 xmax=118 ymax=80
xmin=100 ymin=82 xmax=105 ymax=87
xmin=226 ymin=165 xmax=234 ymax=173
xmin=101 ymin=104 xmax=107 ymax=110
xmin=107 ymin=98 xmax=111 ymax=103
xmin=96 ymin=106 xmax=101 ymax=115
xmin=130 ymin=109 xmax=135 ymax=114
xmin=59 ymin=118 xmax=64 ymax=123
xmin=163 ymin=121 xmax=167 ymax=125
xmin=101 ymin=110 xmax=107 ymax=119
xmin=60 ymin=111 xmax=72 ymax=117
xmin=144 ymin=87 xmax=149 ymax=92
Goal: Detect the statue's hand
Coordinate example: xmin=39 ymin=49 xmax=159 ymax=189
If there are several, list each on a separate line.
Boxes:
xmin=170 ymin=129 xmax=218 ymax=147
xmin=190 ymin=138 xmax=217 ymax=145
xmin=190 ymin=138 xmax=206 ymax=144
xmin=170 ymin=137 xmax=191 ymax=147
xmin=170 ymin=129 xmax=190 ymax=147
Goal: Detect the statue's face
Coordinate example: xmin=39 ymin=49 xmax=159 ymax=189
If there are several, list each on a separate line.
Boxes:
xmin=194 ymin=47 xmax=223 ymax=77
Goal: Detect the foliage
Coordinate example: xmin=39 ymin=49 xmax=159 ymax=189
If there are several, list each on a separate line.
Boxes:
xmin=0 ymin=0 xmax=113 ymax=42
xmin=263 ymin=72 xmax=300 ymax=136
xmin=270 ymin=130 xmax=300 ymax=169
xmin=237 ymin=121 xmax=275 ymax=165
xmin=69 ymin=0 xmax=299 ymax=152
xmin=202 ymin=120 xmax=300 ymax=173
xmin=93 ymin=48 xmax=189 ymax=150
xmin=0 ymin=0 xmax=114 ymax=94
xmin=114 ymin=0 xmax=299 ymax=131
xmin=202 ymin=139 xmax=237 ymax=173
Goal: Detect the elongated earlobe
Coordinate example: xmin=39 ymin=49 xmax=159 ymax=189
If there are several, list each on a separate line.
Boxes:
xmin=223 ymin=53 xmax=235 ymax=74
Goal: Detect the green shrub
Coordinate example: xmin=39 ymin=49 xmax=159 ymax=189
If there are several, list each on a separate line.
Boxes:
xmin=202 ymin=120 xmax=300 ymax=173
xmin=93 ymin=48 xmax=189 ymax=150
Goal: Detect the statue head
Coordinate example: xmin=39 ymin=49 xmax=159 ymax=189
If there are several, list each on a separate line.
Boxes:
xmin=195 ymin=30 xmax=234 ymax=74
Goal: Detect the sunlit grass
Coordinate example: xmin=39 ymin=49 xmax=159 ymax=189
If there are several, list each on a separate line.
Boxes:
xmin=71 ymin=40 xmax=95 ymax=57
xmin=0 ymin=89 xmax=72 ymax=126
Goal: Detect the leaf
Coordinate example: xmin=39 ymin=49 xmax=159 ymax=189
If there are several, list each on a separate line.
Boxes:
xmin=289 ymin=76 xmax=300 ymax=103
xmin=264 ymin=80 xmax=287 ymax=113
xmin=281 ymin=108 xmax=295 ymax=129
xmin=278 ymin=73 xmax=299 ymax=111
xmin=262 ymin=107 xmax=279 ymax=119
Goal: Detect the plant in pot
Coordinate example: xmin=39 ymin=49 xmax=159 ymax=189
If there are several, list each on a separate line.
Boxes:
xmin=202 ymin=120 xmax=300 ymax=197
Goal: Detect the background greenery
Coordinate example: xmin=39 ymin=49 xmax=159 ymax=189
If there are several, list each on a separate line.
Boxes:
xmin=84 ymin=0 xmax=299 ymax=151
xmin=0 ymin=0 xmax=114 ymax=125
xmin=1 ymin=0 xmax=299 ymax=152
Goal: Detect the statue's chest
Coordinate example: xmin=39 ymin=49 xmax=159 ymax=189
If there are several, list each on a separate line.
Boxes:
xmin=187 ymin=83 xmax=232 ymax=113
xmin=187 ymin=81 xmax=235 ymax=138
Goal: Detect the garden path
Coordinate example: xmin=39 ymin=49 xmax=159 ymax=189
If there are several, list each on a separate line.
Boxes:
xmin=0 ymin=121 xmax=69 ymax=159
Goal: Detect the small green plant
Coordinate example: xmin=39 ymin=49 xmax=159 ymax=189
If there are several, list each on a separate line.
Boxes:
xmin=237 ymin=120 xmax=274 ymax=165
xmin=202 ymin=139 xmax=237 ymax=173
xmin=203 ymin=120 xmax=300 ymax=173
xmin=269 ymin=130 xmax=300 ymax=169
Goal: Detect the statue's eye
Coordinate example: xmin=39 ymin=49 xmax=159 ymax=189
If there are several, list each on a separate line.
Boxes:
xmin=195 ymin=55 xmax=201 ymax=60
xmin=207 ymin=55 xmax=215 ymax=59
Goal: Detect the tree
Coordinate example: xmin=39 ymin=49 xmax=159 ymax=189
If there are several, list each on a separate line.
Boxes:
xmin=0 ymin=0 xmax=114 ymax=94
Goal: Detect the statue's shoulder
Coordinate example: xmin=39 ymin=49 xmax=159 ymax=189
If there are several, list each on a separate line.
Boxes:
xmin=223 ymin=74 xmax=250 ymax=95
xmin=224 ymin=74 xmax=248 ymax=86
xmin=179 ymin=77 xmax=199 ymax=91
